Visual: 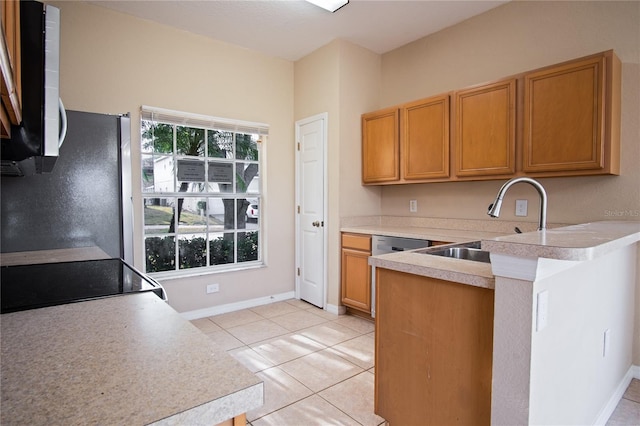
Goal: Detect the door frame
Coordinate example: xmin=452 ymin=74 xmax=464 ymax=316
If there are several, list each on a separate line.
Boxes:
xmin=294 ymin=112 xmax=329 ymax=308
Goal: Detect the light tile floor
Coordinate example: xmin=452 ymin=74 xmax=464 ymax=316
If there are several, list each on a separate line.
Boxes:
xmin=192 ymin=299 xmax=384 ymax=426
xmin=192 ymin=299 xmax=640 ymax=426
xmin=607 ymin=379 xmax=640 ymax=425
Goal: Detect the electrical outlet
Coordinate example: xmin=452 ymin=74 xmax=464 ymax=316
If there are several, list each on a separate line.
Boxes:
xmin=206 ymin=283 xmax=219 ymax=294
xmin=409 ymin=199 xmax=418 ymax=213
xmin=515 ymin=199 xmax=528 ymax=217
xmin=603 ymin=329 xmax=610 ymax=357
xmin=536 ymin=290 xmax=549 ymax=331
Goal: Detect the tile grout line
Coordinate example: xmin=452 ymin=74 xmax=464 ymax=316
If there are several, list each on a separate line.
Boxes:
xmin=201 ymin=305 xmax=634 ymax=426
xmin=196 ymin=301 xmax=379 ymax=425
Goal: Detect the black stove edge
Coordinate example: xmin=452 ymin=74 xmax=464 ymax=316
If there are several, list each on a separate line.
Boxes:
xmin=0 ymin=258 xmax=166 ymax=314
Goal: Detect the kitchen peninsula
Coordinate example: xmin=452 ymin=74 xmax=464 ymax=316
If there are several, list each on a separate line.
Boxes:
xmin=363 ymin=220 xmax=639 ymax=425
xmin=0 ymin=292 xmax=263 ymax=425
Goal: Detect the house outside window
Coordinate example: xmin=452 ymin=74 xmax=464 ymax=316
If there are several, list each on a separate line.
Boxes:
xmin=140 ymin=106 xmax=267 ymax=275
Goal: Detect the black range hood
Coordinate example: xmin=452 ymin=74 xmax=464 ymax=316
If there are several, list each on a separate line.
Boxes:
xmin=1 ymin=0 xmax=64 ymax=177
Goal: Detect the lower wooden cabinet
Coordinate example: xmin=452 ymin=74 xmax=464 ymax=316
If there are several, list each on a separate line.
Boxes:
xmin=429 ymin=240 xmax=453 ymax=246
xmin=341 ymin=233 xmax=372 ymax=314
xmin=375 ymin=268 xmax=494 ymax=425
xmin=215 ymin=414 xmax=246 ymax=426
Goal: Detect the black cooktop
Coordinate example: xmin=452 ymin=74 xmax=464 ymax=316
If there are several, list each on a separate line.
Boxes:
xmin=1 ymin=258 xmax=164 ymax=314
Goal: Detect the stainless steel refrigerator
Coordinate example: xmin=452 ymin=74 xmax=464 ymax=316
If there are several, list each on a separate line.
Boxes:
xmin=1 ymin=110 xmax=133 ymax=263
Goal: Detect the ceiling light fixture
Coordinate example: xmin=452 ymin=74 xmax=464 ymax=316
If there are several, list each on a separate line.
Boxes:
xmin=306 ymin=0 xmax=349 ymax=13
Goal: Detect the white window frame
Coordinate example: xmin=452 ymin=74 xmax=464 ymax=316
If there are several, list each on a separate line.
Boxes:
xmin=140 ymin=106 xmax=268 ymax=278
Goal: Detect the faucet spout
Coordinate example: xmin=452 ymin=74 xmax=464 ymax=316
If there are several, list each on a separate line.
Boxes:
xmin=487 ymin=177 xmax=548 ymax=230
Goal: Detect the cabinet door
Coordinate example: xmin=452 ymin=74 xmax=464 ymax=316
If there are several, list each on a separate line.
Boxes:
xmin=402 ymin=95 xmax=450 ymax=180
xmin=362 ymin=107 xmax=399 ymax=184
xmin=523 ymin=55 xmax=608 ymax=173
xmin=375 ymin=269 xmax=494 ymax=425
xmin=454 ymin=79 xmax=516 ymax=177
xmin=341 ymin=248 xmax=371 ymax=313
xmin=1 ymin=0 xmax=22 ymax=138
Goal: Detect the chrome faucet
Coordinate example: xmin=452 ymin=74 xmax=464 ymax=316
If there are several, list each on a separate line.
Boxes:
xmin=487 ymin=177 xmax=548 ymax=231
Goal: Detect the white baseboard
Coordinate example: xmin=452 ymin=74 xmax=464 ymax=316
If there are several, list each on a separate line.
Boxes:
xmin=326 ymin=303 xmax=346 ymax=315
xmin=180 ymin=291 xmax=296 ymax=320
xmin=594 ymin=365 xmax=638 ymax=425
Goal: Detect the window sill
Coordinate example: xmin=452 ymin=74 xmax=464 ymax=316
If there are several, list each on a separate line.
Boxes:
xmin=148 ymin=261 xmax=265 ymax=281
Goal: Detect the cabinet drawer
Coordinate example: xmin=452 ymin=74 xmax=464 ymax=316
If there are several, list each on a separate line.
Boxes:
xmin=341 ymin=233 xmax=371 ymax=251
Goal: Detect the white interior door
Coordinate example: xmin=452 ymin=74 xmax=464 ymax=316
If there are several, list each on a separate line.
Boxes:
xmin=295 ymin=114 xmax=326 ymax=308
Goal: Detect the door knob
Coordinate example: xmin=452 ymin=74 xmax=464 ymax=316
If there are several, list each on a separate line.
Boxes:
xmin=312 ymin=221 xmax=320 ymax=227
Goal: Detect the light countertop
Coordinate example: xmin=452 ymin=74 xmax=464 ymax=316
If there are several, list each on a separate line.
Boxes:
xmin=341 ymin=224 xmax=506 ymax=243
xmin=0 ymin=293 xmax=263 ymax=426
xmin=370 ymin=249 xmax=495 ymax=289
xmin=0 ymin=247 xmax=111 ymax=266
xmin=344 ymin=222 xmax=505 ymax=289
xmin=364 ymin=221 xmax=640 ymax=288
xmin=481 ymin=221 xmax=640 ymax=261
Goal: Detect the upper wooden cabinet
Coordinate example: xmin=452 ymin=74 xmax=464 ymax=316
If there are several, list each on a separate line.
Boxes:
xmin=362 ymin=94 xmax=450 ymax=184
xmin=523 ymin=50 xmax=621 ymax=175
xmin=454 ymin=79 xmax=516 ymax=178
xmin=1 ymin=0 xmax=22 ymax=139
xmin=362 ymin=107 xmax=400 ymax=184
xmin=360 ymin=50 xmax=620 ymax=185
xmin=402 ymin=95 xmax=450 ymax=180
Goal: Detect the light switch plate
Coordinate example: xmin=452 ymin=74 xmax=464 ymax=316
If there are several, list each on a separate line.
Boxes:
xmin=536 ymin=290 xmax=549 ymax=331
xmin=516 ymin=199 xmax=528 ymax=217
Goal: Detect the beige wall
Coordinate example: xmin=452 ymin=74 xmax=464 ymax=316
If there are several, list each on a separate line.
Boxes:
xmin=50 ymin=1 xmax=295 ymax=312
xmin=376 ymin=1 xmax=640 ymax=364
xmin=294 ymin=40 xmax=382 ymax=308
xmin=379 ymin=1 xmax=639 ymax=226
xmin=48 ymin=0 xmax=640 ymax=370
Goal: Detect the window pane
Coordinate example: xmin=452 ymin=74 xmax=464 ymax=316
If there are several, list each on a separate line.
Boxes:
xmin=243 ymin=198 xmax=259 ymax=230
xmin=179 ymin=234 xmax=207 ymax=269
xmin=141 ymin=110 xmax=264 ymax=274
xmin=144 ymin=198 xmax=175 ymax=234
xmin=238 ymin=231 xmax=258 ymax=262
xmin=236 ymin=162 xmax=259 ymax=194
xmin=142 ymin=155 xmax=175 ymax=193
xmin=207 ymin=161 xmax=234 ymax=193
xmin=208 ymin=130 xmax=233 ymax=159
xmin=207 ymin=198 xmax=234 ymax=231
xmin=235 ymin=133 xmax=258 ymax=160
xmin=141 ymin=121 xmax=154 ymax=154
xmin=209 ymin=232 xmax=234 ymax=265
xmin=177 ymin=198 xmax=207 ymax=233
xmin=177 ymin=159 xmax=206 ymax=192
xmin=145 ymin=236 xmax=175 ymax=272
xmin=176 ymin=126 xmax=205 ymax=156
xmin=141 ymin=122 xmax=173 ymax=154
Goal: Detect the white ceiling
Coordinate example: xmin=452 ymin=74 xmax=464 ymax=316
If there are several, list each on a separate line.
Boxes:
xmin=87 ymin=0 xmax=508 ymax=61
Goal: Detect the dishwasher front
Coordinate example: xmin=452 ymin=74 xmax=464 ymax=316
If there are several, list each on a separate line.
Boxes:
xmin=370 ymin=235 xmax=431 ymax=317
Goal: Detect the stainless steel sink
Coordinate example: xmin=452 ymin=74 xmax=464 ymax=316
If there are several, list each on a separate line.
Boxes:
xmin=417 ymin=241 xmax=491 ymax=263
